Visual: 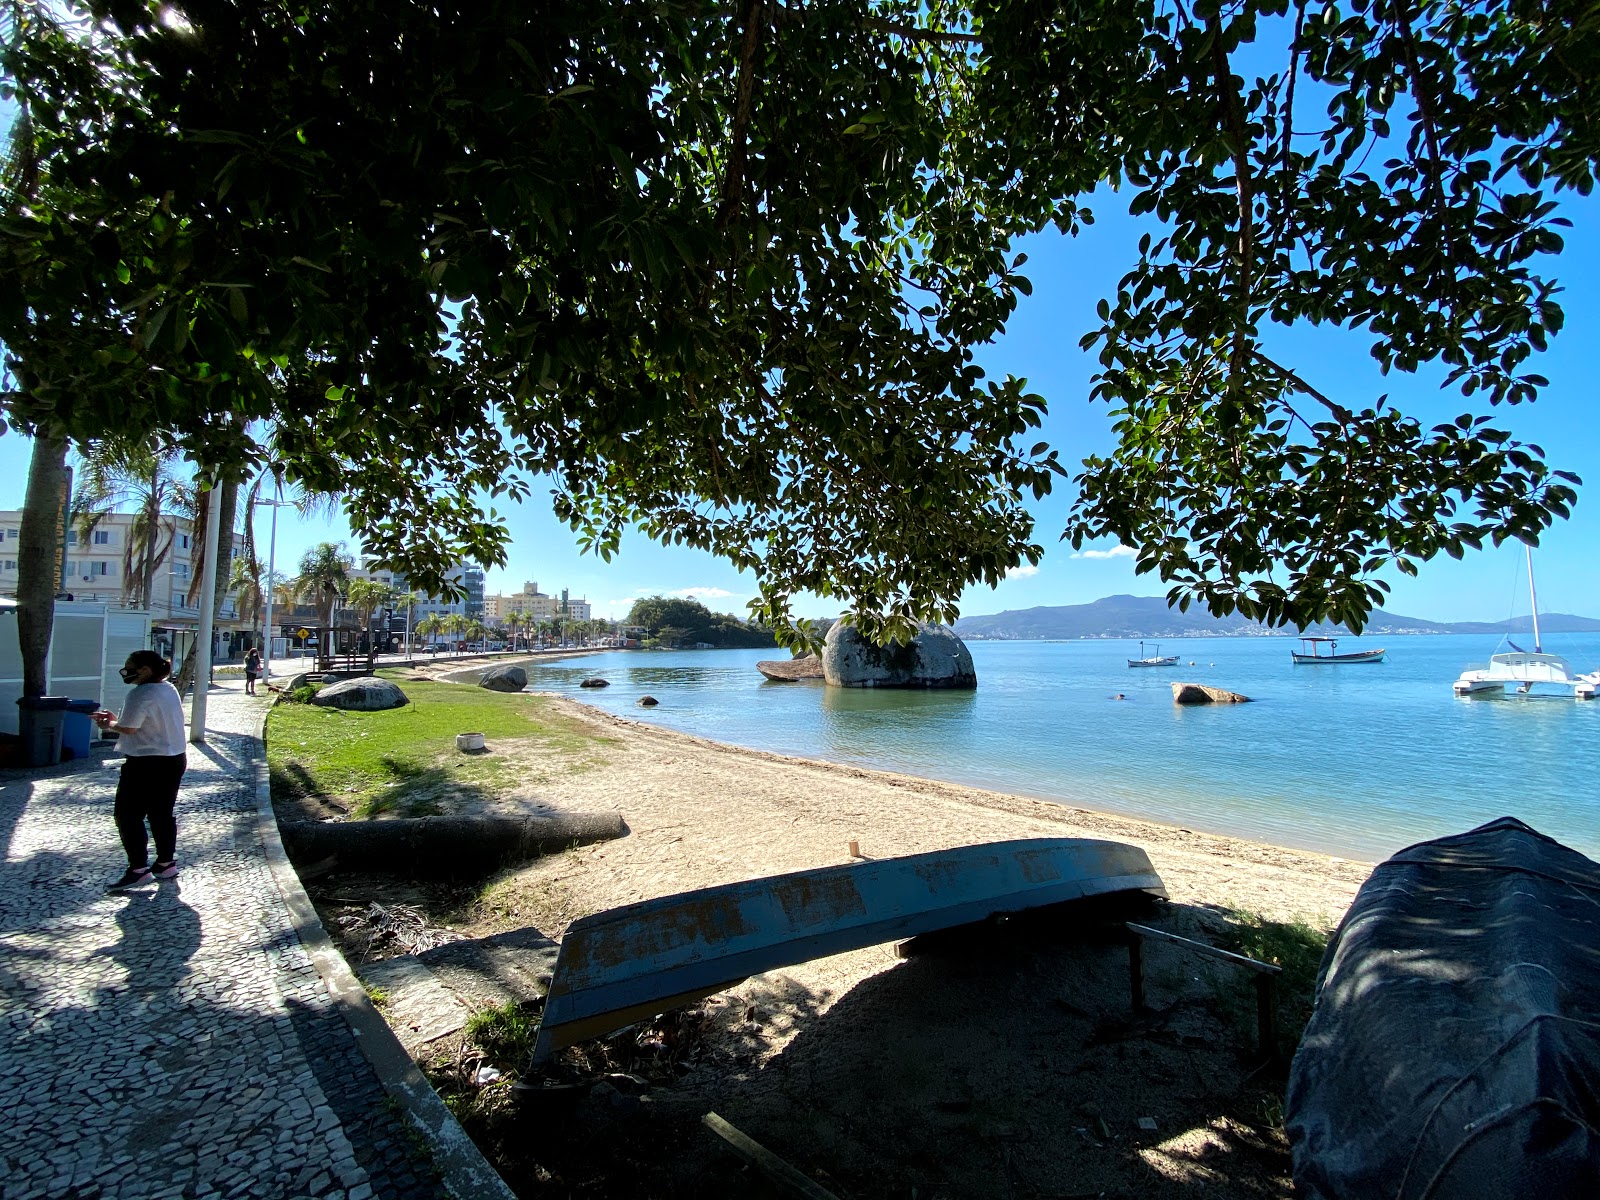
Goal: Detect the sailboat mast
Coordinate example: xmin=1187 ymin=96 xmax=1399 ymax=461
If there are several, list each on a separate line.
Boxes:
xmin=1526 ymin=545 xmax=1542 ymax=654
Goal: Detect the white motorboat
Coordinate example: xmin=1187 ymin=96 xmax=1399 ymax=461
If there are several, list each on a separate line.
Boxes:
xmin=1453 ymin=549 xmax=1600 ymax=699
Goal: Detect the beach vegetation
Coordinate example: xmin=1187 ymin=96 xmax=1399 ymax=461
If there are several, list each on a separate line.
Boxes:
xmin=1212 ymin=908 xmax=1332 ymax=1061
xmin=465 ymin=1000 xmax=542 ymax=1071
xmin=267 ymin=671 xmax=611 ymax=818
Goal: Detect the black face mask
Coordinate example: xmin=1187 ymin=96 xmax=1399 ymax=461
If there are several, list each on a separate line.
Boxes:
xmin=120 ymin=667 xmax=142 ymax=684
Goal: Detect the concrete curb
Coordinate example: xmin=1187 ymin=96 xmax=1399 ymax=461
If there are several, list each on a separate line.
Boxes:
xmin=244 ymin=704 xmax=517 ymax=1200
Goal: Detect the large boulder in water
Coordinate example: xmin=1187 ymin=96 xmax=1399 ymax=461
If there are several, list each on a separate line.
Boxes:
xmin=822 ymin=623 xmax=977 ymax=689
xmin=478 ymin=665 xmax=528 ymax=693
xmin=310 ymin=677 xmax=409 ymax=711
xmin=1171 ymin=682 xmax=1251 ymax=705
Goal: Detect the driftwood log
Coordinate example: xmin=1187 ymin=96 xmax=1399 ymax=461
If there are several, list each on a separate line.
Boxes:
xmin=279 ymin=812 xmax=626 ymax=877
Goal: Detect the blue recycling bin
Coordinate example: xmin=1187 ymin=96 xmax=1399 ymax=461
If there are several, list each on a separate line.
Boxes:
xmin=62 ymin=700 xmax=100 ymax=761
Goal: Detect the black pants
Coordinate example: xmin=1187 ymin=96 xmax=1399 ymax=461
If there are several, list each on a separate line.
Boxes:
xmin=114 ymin=754 xmax=188 ymax=868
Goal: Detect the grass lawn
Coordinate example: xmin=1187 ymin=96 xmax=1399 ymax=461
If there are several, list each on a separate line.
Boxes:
xmin=267 ymin=671 xmax=613 ymax=817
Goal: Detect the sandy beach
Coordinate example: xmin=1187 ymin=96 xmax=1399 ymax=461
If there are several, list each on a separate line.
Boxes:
xmin=352 ymin=661 xmax=1375 ymax=1197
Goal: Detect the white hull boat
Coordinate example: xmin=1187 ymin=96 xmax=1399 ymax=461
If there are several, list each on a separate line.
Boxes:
xmin=1453 ymin=549 xmax=1599 ymax=699
xmin=1453 ymin=651 xmax=1600 ymax=699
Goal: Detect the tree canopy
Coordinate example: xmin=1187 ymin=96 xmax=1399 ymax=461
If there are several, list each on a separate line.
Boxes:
xmin=3 ymin=0 xmax=1594 ymax=638
xmin=625 ymin=594 xmax=777 ymax=648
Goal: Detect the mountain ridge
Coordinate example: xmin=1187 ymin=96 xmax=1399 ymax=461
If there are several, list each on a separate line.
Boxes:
xmin=951 ymin=594 xmax=1600 ymax=640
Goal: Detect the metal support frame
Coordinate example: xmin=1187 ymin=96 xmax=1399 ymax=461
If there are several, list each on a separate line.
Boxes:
xmin=1125 ymin=921 xmax=1281 ymax=1062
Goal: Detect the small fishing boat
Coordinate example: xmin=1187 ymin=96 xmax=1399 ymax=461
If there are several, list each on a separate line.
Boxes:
xmin=1453 ymin=549 xmax=1599 ymax=699
xmin=1286 ymin=817 xmax=1600 ymax=1199
xmin=1291 ymin=636 xmax=1385 ymax=664
xmin=1127 ymin=641 xmax=1180 ymax=668
xmin=530 ymin=838 xmax=1167 ymax=1062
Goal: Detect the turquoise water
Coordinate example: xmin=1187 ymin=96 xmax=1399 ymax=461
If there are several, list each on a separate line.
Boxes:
xmin=511 ymin=636 xmax=1600 ymax=862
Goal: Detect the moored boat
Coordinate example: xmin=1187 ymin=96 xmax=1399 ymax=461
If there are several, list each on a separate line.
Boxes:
xmin=1291 ymin=636 xmax=1385 ymax=664
xmin=1127 ymin=640 xmax=1180 ymax=668
xmin=1453 ymin=549 xmax=1599 ymax=699
xmin=530 ymin=838 xmax=1167 ymax=1062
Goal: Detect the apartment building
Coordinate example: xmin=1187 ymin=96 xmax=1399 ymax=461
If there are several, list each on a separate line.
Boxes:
xmin=0 ymin=509 xmax=248 ymax=626
xmin=407 ymin=562 xmax=486 ymax=623
xmin=482 ymin=581 xmax=591 ymax=623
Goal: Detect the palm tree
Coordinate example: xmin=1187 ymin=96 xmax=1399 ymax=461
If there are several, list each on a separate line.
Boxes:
xmin=415 ymin=612 xmax=445 ymax=654
xmin=345 ymin=578 xmax=395 ymax=667
xmin=504 ymin=609 xmax=526 ymax=651
xmin=465 ymin=618 xmax=486 ymax=650
xmin=443 ymin=612 xmax=467 ymax=652
xmin=71 ymin=438 xmax=194 ymax=609
xmin=225 ymin=551 xmax=265 ymax=628
xmin=292 ymin=542 xmax=353 ymax=632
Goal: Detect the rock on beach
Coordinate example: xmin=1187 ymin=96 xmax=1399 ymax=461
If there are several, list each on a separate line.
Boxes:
xmin=309 ymin=677 xmax=409 ymax=710
xmin=478 ymin=665 xmax=528 ymax=693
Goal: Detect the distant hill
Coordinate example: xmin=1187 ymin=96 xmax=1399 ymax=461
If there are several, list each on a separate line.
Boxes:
xmin=951 ymin=594 xmax=1600 ymax=640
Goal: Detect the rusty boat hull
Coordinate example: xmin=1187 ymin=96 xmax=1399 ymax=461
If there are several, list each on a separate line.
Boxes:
xmin=531 ymin=837 xmax=1167 ymax=1062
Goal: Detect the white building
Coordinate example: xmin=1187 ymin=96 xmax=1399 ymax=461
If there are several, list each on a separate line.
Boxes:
xmin=0 ymin=509 xmax=248 ymax=627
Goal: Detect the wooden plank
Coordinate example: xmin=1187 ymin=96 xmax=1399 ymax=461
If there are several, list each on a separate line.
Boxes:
xmin=702 ymin=1112 xmax=841 ymax=1200
xmin=1125 ymin=922 xmax=1282 ymax=975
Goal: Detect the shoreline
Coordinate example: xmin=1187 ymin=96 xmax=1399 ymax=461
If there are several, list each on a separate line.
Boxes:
xmin=417 ymin=654 xmax=1379 ymax=875
xmin=409 ymin=656 xmax=1370 ymax=926
xmin=539 ymin=691 xmax=1374 ymax=913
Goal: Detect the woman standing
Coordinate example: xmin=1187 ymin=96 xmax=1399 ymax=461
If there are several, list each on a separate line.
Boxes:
xmin=244 ymin=646 xmax=262 ymax=695
xmin=92 ymin=650 xmax=188 ymax=892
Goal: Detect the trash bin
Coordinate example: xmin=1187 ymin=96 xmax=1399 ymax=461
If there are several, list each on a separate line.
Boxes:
xmin=62 ymin=699 xmax=101 ymax=761
xmin=16 ymin=696 xmax=70 ymax=767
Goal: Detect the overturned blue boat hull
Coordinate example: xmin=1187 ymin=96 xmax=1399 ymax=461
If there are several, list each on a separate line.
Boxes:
xmin=531 ymin=837 xmax=1166 ymax=1062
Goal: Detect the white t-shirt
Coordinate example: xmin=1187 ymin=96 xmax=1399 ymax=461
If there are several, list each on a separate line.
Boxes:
xmin=118 ymin=681 xmax=188 ymax=757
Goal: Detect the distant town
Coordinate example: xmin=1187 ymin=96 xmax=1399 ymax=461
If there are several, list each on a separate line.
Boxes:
xmin=0 ymin=506 xmax=779 ymax=677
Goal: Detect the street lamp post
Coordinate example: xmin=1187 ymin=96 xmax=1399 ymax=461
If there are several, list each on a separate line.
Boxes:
xmin=256 ymin=497 xmax=293 ymax=682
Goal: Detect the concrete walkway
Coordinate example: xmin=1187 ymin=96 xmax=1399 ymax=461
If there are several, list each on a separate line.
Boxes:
xmin=0 ymin=682 xmax=490 ymax=1200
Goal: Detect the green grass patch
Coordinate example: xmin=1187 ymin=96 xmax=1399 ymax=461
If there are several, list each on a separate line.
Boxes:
xmin=267 ymin=672 xmax=612 ymax=817
xmin=1212 ymin=909 xmax=1331 ymax=1060
xmin=466 ymin=1000 xmax=542 ymax=1070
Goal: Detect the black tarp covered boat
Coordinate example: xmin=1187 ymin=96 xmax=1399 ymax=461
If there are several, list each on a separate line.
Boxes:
xmin=1286 ymin=817 xmax=1600 ymax=1199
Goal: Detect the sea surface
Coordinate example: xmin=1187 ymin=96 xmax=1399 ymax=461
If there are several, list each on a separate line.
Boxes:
xmin=505 ymin=635 xmax=1600 ymax=863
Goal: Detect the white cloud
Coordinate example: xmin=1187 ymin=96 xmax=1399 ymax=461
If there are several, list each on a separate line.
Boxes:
xmin=1005 ymin=564 xmax=1040 ymax=579
xmin=667 ymin=586 xmax=738 ymax=599
xmin=1072 ymin=544 xmax=1137 ymax=560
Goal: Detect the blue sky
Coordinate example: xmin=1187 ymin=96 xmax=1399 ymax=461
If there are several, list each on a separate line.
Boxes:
xmin=4 ymin=86 xmax=1597 ymax=625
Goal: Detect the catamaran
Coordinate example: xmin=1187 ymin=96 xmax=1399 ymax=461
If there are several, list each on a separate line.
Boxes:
xmin=1453 ymin=549 xmax=1600 ymax=699
xmin=1127 ymin=641 xmax=1179 ymax=668
xmin=1291 ymin=636 xmax=1386 ymax=664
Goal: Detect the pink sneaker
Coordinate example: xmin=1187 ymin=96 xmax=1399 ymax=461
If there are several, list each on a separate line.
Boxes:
xmin=150 ymin=861 xmax=180 ymax=880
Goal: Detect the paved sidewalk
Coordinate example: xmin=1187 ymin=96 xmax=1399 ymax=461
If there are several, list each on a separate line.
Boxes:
xmin=0 ymin=683 xmax=449 ymax=1200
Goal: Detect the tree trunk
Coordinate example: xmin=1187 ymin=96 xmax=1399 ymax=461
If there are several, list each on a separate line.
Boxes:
xmin=174 ymin=476 xmax=239 ymax=697
xmin=17 ymin=436 xmax=69 ymax=698
xmin=140 ymin=467 xmax=160 ymax=609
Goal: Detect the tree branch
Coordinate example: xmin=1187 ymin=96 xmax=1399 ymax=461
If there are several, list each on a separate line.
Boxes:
xmin=1209 ymin=18 xmax=1254 ymax=390
xmin=863 ymin=19 xmax=983 ymax=46
xmin=1253 ymin=351 xmax=1354 ymax=423
xmin=717 ymin=0 xmax=765 ymax=229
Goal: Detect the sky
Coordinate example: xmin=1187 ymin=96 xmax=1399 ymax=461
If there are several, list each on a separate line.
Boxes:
xmin=4 ymin=59 xmax=1598 ymax=627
